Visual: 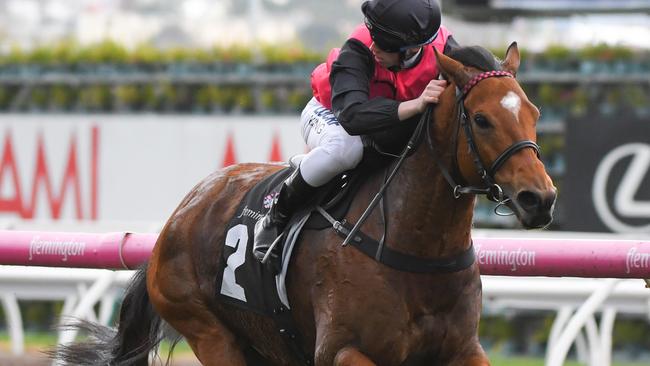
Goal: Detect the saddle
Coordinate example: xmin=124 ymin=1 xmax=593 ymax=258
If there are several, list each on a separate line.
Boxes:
xmin=215 ymin=156 xmax=366 ymax=313
xmin=290 ymin=154 xmax=365 ymax=230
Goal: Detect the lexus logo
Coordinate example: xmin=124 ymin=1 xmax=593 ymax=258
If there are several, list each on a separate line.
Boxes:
xmin=592 ymin=143 xmax=650 ymax=232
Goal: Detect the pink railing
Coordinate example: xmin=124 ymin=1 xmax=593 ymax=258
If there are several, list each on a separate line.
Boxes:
xmin=0 ymin=230 xmax=648 ymax=278
xmin=0 ymin=231 xmax=156 ymax=270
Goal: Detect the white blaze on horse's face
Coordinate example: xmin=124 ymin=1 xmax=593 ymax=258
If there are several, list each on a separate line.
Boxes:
xmin=500 ymin=91 xmax=521 ymax=122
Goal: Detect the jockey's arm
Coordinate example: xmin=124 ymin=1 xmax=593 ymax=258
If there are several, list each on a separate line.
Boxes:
xmin=330 ymin=35 xmax=460 ymax=136
xmin=396 ymin=79 xmax=447 ymax=119
xmin=330 ymin=38 xmax=399 ymax=136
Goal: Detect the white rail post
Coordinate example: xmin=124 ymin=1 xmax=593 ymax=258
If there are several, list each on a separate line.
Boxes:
xmin=546 ymin=305 xmax=573 ymax=361
xmin=575 ymin=331 xmax=589 ymax=364
xmin=546 ymin=279 xmax=619 ymax=366
xmin=584 ymin=315 xmax=601 ymax=365
xmin=599 ymin=307 xmax=617 ymax=366
xmin=57 ymin=271 xmax=118 ymax=346
xmin=1 ymin=292 xmax=24 ymax=355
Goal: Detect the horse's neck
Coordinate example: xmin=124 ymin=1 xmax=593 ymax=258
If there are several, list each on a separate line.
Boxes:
xmin=383 ymin=101 xmax=475 ymax=259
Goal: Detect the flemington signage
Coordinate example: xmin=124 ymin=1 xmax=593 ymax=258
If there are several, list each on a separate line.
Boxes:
xmin=564 ymin=115 xmax=650 ymax=233
xmin=474 ymin=244 xmax=536 ymax=272
xmin=626 ymin=246 xmax=650 ymax=274
xmin=28 ymin=235 xmax=86 ymax=262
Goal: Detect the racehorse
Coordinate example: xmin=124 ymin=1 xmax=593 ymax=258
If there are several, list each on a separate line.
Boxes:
xmin=53 ymin=43 xmax=556 ymax=366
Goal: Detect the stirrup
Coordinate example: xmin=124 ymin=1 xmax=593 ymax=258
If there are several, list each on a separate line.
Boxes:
xmin=252 ymin=234 xmax=283 ymax=262
xmin=260 ymin=233 xmax=284 ymax=264
xmin=253 ymin=217 xmax=285 ymax=263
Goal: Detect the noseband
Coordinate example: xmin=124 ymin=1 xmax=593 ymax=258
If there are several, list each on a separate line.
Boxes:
xmin=426 ymin=71 xmax=541 ymax=203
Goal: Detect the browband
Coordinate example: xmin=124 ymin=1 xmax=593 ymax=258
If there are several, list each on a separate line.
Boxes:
xmin=461 ymin=70 xmax=513 ymax=96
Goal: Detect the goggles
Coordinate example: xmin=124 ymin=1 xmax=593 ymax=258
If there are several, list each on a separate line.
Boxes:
xmin=364 ymin=16 xmax=439 ymax=53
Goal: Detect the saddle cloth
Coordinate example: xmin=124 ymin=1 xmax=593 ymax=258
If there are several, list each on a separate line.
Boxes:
xmin=215 ymin=165 xmax=362 ymax=315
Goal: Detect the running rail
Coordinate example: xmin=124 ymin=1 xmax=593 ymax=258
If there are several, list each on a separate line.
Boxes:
xmin=0 ymin=230 xmax=649 ymax=278
xmin=0 ymin=231 xmax=157 ymax=270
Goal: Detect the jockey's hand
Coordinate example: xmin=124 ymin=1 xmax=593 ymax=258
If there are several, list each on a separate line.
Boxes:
xmin=397 ymin=79 xmax=448 ymax=121
xmin=417 ymin=79 xmax=448 ymax=112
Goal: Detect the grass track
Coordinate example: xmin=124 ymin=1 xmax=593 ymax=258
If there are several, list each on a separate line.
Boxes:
xmin=1 ymin=332 xmax=648 ymax=366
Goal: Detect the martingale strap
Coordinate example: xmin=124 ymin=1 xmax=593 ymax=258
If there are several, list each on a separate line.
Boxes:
xmin=342 ymin=220 xmax=475 ymax=273
xmin=317 ymin=207 xmax=475 ymax=273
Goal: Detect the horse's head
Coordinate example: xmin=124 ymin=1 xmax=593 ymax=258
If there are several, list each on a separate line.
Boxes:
xmin=434 ymin=43 xmax=557 ymax=229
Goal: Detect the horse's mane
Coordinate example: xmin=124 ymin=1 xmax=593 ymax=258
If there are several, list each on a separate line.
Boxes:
xmin=446 ymin=46 xmax=502 ymax=72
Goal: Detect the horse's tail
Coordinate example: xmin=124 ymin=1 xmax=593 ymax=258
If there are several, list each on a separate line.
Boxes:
xmin=51 ymin=263 xmax=181 ymax=366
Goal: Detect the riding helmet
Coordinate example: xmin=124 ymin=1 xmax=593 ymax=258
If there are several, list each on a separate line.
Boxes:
xmin=362 ymin=0 xmax=441 ymax=53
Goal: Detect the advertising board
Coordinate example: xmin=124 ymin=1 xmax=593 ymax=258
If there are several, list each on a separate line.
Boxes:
xmin=0 ymin=115 xmax=305 ymax=222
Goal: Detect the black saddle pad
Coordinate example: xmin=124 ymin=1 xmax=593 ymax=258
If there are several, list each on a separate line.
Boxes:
xmin=214 ymin=164 xmax=368 ymax=315
xmin=215 ymin=167 xmax=294 ymax=315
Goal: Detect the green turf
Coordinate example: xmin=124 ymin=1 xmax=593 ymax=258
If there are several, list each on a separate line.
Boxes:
xmin=1 ymin=332 xmax=648 ymax=365
xmin=488 ymin=354 xmax=648 ymax=366
xmin=0 ymin=331 xmax=193 ymax=357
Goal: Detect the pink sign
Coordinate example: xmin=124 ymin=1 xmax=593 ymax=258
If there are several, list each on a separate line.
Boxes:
xmin=0 ymin=230 xmax=649 ymax=278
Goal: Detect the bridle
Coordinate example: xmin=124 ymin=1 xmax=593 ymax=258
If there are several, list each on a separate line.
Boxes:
xmin=341 ymin=69 xmax=541 ymax=246
xmin=424 ymin=70 xmax=541 ymax=206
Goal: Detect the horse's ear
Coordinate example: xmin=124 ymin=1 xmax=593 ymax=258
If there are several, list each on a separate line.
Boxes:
xmin=501 ymin=42 xmax=520 ymax=77
xmin=434 ymin=48 xmax=472 ymax=89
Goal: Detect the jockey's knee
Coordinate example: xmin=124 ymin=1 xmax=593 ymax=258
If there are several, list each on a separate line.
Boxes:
xmin=300 ymin=134 xmax=363 ymax=187
xmin=325 ymin=135 xmax=363 ymax=171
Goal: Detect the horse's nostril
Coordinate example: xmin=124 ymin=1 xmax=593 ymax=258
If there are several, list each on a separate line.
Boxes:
xmin=516 ymin=191 xmax=541 ymax=211
xmin=542 ymin=190 xmax=558 ymax=211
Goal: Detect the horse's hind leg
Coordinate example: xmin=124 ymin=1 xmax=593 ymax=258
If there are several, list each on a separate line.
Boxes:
xmin=148 ymin=258 xmax=247 ymax=365
xmin=183 ymin=319 xmax=247 ymax=366
xmin=151 ymin=293 xmax=247 ymax=366
xmin=333 ymin=347 xmax=377 ymax=366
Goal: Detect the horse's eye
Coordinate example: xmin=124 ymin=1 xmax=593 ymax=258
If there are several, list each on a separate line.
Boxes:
xmin=473 ymin=114 xmax=491 ymax=129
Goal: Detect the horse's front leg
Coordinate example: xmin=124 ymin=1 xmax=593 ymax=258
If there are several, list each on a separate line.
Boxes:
xmin=314 ymin=336 xmax=377 ymax=366
xmin=448 ymin=349 xmax=491 ymax=366
xmin=333 ymin=347 xmax=377 ymax=366
xmin=451 ymin=356 xmax=490 ymax=366
xmin=313 ymin=325 xmax=377 ymax=366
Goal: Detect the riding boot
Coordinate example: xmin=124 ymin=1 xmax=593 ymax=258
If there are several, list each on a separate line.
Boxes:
xmin=253 ymin=168 xmax=316 ymax=262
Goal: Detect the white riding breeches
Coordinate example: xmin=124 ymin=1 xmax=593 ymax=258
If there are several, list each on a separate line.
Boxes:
xmin=299 ymin=98 xmax=364 ymax=187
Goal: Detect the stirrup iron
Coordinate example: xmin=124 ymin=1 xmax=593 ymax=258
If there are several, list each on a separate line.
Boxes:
xmin=261 ymin=233 xmax=285 ymax=264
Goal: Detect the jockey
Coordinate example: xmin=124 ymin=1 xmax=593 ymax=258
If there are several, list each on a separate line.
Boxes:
xmin=254 ymin=0 xmax=460 ymax=260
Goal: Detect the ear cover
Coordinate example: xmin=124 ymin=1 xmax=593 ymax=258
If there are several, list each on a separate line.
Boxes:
xmin=434 ymin=48 xmax=474 ymax=89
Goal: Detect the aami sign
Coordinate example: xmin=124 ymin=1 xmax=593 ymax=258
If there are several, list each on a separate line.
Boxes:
xmin=0 ymin=126 xmax=98 ymax=220
xmin=0 ymin=115 xmax=304 ymax=222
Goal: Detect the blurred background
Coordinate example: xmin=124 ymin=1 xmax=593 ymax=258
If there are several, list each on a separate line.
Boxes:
xmin=0 ymin=0 xmax=649 ymax=365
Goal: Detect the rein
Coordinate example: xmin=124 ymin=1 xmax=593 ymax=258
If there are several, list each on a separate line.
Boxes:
xmin=340 ymin=107 xmax=428 ymax=247
xmin=337 ymin=70 xmax=541 ymax=273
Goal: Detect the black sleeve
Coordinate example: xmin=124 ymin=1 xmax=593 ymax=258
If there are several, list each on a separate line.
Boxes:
xmin=329 ymin=39 xmax=401 ymax=136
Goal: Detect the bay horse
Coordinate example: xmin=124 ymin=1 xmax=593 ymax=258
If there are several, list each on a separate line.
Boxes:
xmin=53 ymin=43 xmax=556 ymax=365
